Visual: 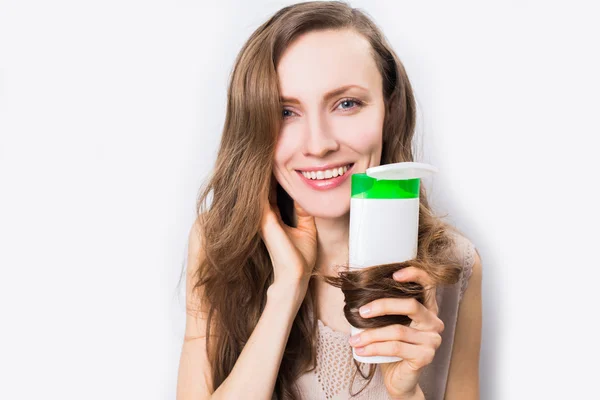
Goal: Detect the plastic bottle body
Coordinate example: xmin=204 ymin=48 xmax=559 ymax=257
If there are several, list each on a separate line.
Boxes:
xmin=349 ymin=197 xmax=419 ymax=364
xmin=346 ymin=162 xmax=437 ymax=364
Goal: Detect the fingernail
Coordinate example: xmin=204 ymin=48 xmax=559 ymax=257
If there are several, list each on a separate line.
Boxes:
xmin=355 ymin=347 xmax=365 ymax=354
xmin=359 ymin=305 xmax=371 ymax=316
xmin=393 ymin=270 xmax=405 ymax=279
xmin=349 ymin=335 xmax=360 ymax=345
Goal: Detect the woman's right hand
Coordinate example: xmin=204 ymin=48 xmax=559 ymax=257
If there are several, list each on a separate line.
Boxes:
xmin=260 ymin=179 xmax=318 ymax=289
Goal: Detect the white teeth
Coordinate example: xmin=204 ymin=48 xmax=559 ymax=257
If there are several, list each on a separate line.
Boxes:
xmin=300 ymin=164 xmax=352 ymax=180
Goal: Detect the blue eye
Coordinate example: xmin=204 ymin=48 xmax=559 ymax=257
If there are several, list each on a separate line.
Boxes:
xmin=339 ymin=100 xmax=356 ymax=109
xmin=282 ymin=98 xmax=364 ymax=120
xmin=338 ymin=98 xmax=364 ymax=111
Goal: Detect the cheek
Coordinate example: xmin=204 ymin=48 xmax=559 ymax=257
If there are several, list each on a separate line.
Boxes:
xmin=273 ymin=128 xmax=304 ymax=187
xmin=352 ymin=129 xmax=382 ymax=152
xmin=333 ymin=102 xmax=385 ymax=151
xmin=338 ymin=116 xmax=383 ymax=154
xmin=274 ymin=125 xmax=306 ymax=165
xmin=273 ymin=133 xmax=294 ymax=169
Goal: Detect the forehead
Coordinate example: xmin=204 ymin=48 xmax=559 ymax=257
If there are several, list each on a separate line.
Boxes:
xmin=276 ymin=29 xmax=381 ymax=100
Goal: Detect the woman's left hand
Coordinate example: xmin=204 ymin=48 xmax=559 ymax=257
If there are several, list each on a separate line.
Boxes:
xmin=348 ymin=266 xmax=443 ymax=400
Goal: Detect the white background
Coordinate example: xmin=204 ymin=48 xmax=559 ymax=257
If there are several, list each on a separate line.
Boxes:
xmin=1 ymin=1 xmax=598 ymax=399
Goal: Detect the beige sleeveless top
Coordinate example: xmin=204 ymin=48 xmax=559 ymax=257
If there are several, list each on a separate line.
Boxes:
xmin=294 ymin=233 xmax=477 ymax=400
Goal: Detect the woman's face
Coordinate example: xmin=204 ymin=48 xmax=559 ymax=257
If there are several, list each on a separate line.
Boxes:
xmin=274 ymin=28 xmax=385 ymax=219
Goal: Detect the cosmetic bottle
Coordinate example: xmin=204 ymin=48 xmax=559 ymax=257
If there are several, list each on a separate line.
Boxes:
xmin=349 ymin=162 xmax=438 ymax=363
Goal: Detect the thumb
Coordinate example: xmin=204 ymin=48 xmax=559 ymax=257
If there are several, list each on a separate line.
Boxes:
xmin=294 ymin=201 xmax=315 ymax=231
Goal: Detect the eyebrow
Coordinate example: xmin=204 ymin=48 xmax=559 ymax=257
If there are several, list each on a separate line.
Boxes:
xmin=279 ymin=84 xmax=369 ymax=105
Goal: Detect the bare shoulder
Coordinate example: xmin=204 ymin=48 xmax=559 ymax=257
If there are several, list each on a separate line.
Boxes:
xmin=176 ymin=215 xmax=215 ymax=399
xmin=445 ymin=244 xmax=482 ymax=399
xmin=184 ymin=215 xmax=211 ymax=326
xmin=462 ymin=247 xmax=482 ymax=301
xmin=189 ymin=216 xmax=204 ymax=256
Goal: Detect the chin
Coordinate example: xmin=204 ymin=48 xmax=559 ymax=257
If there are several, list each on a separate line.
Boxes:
xmin=301 ymin=198 xmax=350 ymax=220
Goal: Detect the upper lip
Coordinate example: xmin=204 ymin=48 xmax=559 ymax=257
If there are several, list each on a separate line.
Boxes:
xmin=295 ymin=162 xmax=354 ymax=172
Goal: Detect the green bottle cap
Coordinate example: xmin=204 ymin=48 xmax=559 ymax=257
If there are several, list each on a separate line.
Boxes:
xmin=351 ymin=174 xmax=419 ymax=199
xmin=350 ymin=162 xmax=437 ymax=199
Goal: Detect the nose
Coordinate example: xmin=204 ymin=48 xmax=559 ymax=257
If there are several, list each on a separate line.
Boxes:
xmin=302 ymin=114 xmax=339 ymax=158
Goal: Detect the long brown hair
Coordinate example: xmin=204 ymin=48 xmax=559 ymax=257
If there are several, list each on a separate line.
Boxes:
xmin=186 ymin=1 xmax=465 ymax=399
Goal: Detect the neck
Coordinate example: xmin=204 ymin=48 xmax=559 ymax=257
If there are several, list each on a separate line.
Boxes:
xmin=314 ymin=213 xmax=350 ymax=276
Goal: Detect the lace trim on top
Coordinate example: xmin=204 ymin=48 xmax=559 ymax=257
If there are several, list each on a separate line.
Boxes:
xmin=459 ymin=237 xmax=477 ymax=302
xmin=315 ymin=320 xmax=381 ymax=399
xmin=315 ymin=319 xmax=354 ymax=399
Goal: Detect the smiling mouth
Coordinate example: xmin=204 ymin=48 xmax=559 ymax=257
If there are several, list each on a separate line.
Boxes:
xmin=296 ymin=163 xmax=354 ymax=180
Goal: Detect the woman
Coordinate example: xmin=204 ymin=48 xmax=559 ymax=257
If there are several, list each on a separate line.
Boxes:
xmin=177 ymin=2 xmax=482 ymax=399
